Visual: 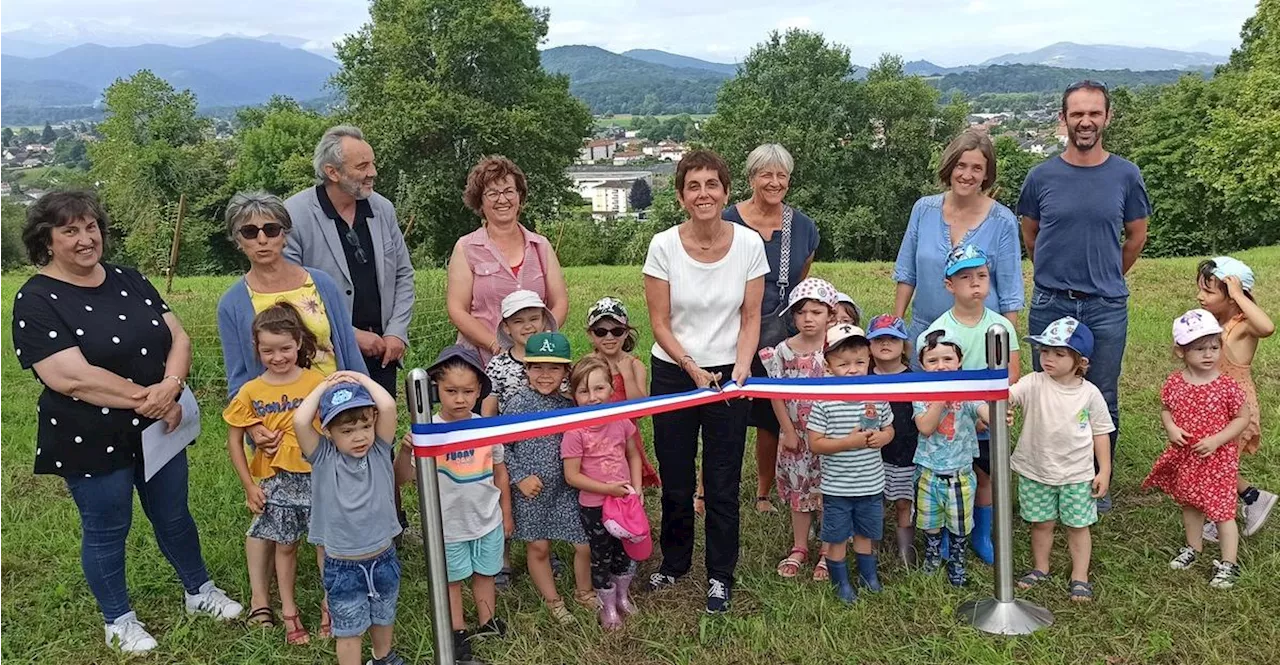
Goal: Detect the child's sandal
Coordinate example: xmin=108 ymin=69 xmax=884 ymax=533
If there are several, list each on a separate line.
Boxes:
xmin=812 ymin=556 xmax=830 ymax=582
xmin=318 ymin=600 xmax=332 ymax=639
xmin=573 ymin=589 xmax=597 ymax=609
xmin=777 ymin=547 xmax=808 ymax=578
xmin=1017 ymin=569 xmax=1050 ymax=589
xmin=547 ymin=598 xmax=575 ymax=625
xmin=1068 ymin=579 xmax=1094 ymax=602
xmin=245 ymin=607 xmax=275 ymax=628
xmin=755 ymin=496 xmax=778 ymax=513
xmin=282 ymin=613 xmax=309 ymax=645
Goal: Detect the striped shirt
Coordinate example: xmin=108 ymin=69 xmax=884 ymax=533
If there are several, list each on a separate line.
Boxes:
xmin=807 ymin=400 xmax=894 ymax=497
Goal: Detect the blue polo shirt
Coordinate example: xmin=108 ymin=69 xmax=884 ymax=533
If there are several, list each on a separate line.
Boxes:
xmin=1016 ymin=155 xmax=1151 ymax=298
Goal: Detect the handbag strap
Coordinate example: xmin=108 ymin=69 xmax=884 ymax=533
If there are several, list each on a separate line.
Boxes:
xmin=775 ymin=206 xmax=794 ymax=302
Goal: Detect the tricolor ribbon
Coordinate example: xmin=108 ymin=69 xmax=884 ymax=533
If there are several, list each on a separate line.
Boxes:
xmin=411 ymin=369 xmax=1008 ymax=457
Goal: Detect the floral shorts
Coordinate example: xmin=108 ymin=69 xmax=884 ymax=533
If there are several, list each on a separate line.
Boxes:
xmin=247 ymin=470 xmax=311 ymax=544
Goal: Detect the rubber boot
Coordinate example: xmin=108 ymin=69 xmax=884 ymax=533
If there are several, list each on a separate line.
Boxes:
xmin=923 ymin=531 xmax=944 ymax=573
xmin=971 ymin=505 xmax=994 ymax=565
xmin=946 ymin=532 xmax=969 ymax=586
xmin=612 ymin=572 xmax=638 ymax=616
xmin=896 ymin=526 xmax=918 ymax=567
xmin=940 ymin=528 xmax=952 ymax=561
xmin=826 ymin=558 xmax=857 ymax=603
xmin=855 ymin=553 xmax=882 ymax=592
xmin=596 ymin=586 xmax=622 ymax=631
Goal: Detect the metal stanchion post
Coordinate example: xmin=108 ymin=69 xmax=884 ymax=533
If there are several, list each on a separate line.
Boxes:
xmin=958 ymin=326 xmax=1054 ymax=635
xmin=406 ymin=368 xmax=457 ymax=664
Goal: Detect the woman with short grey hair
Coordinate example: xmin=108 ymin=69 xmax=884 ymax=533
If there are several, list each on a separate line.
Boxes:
xmin=721 ymin=143 xmax=821 ymax=518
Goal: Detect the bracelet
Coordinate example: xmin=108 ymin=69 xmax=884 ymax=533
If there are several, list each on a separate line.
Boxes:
xmin=165 ymin=375 xmax=186 ymax=390
xmin=679 ymin=355 xmax=696 ymax=371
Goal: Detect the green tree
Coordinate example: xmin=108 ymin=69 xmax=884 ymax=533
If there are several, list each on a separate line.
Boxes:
xmin=333 ymin=0 xmax=593 ymax=263
xmin=2 ymin=198 xmax=29 ymax=271
xmin=40 ymin=123 xmax=57 ymax=144
xmin=991 ymin=135 xmax=1043 ymax=211
xmin=628 ymin=178 xmax=652 ymax=211
xmin=1 ymin=127 xmax=13 ymax=146
xmin=14 ymin=127 xmax=39 ymax=145
xmin=53 ymin=136 xmax=89 ymax=169
xmin=229 ymin=96 xmax=329 ymax=197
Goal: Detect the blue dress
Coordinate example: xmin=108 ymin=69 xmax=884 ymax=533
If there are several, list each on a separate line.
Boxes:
xmin=503 ymin=387 xmax=586 ymax=543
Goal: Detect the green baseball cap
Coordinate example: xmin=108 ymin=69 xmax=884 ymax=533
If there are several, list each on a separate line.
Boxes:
xmin=524 ymin=332 xmax=572 ymax=364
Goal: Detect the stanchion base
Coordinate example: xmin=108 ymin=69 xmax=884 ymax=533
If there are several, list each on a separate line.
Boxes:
xmin=957 ymin=598 xmax=1054 ymax=635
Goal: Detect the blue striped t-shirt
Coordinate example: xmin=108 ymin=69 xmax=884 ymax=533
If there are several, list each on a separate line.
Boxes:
xmin=807 ymin=399 xmax=893 ymax=497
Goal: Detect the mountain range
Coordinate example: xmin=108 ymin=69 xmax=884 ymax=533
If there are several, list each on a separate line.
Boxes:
xmin=982 ymin=42 xmax=1225 ymax=71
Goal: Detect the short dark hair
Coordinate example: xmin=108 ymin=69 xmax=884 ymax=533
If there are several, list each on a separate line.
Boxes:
xmin=675 ymin=149 xmax=731 ymax=194
xmin=1061 ymin=80 xmax=1110 ymax=115
xmin=938 ymin=129 xmax=997 ymax=191
xmin=1197 ymin=259 xmax=1255 ymax=302
xmin=827 ymin=335 xmax=870 ymax=357
xmin=22 ymin=190 xmax=110 ymax=266
xmin=328 ymin=405 xmax=377 ymax=429
xmin=917 ymin=329 xmax=964 ymax=363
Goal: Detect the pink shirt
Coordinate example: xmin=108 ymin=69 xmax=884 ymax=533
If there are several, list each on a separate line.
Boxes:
xmin=455 ymin=225 xmax=553 ymax=365
xmin=561 ymin=420 xmax=637 ymax=507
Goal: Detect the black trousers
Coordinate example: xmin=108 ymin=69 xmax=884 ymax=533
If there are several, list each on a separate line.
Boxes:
xmin=579 ymin=505 xmax=631 ymax=589
xmin=364 ymin=356 xmax=399 ymax=399
xmin=650 ymin=358 xmax=750 ymax=586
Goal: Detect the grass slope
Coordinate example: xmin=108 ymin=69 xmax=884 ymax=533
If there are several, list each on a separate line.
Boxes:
xmin=3 ymin=248 xmax=1279 ymax=664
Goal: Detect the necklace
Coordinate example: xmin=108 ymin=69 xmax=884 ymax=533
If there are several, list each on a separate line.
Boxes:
xmin=693 ymin=221 xmax=726 ymax=251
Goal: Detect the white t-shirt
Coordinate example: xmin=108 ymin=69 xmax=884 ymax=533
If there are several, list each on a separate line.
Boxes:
xmin=643 ymin=224 xmax=768 ymax=367
xmin=1009 ymin=372 xmax=1116 ymax=485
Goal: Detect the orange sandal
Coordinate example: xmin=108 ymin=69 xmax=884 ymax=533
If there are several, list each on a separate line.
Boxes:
xmin=777 ymin=547 xmax=808 ymax=578
xmin=283 ymin=613 xmax=310 ymax=645
xmin=318 ymin=600 xmax=332 ymax=639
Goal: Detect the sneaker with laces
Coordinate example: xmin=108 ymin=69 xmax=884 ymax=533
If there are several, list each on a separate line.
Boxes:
xmin=184 ymin=581 xmax=243 ymax=620
xmin=705 ymin=578 xmax=731 ymax=614
xmin=1243 ymin=490 xmax=1277 ymax=536
xmin=1169 ymin=546 xmax=1199 ymax=570
xmin=367 ymin=649 xmax=407 ymax=665
xmin=1209 ymin=560 xmax=1240 ymax=589
xmin=105 ymin=611 xmax=158 ymax=654
xmin=647 ymin=572 xmax=678 ymax=592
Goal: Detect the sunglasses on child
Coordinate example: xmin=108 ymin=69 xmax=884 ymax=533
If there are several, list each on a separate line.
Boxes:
xmin=237 ymin=222 xmax=285 ymax=240
xmin=591 ymin=326 xmax=629 ymax=338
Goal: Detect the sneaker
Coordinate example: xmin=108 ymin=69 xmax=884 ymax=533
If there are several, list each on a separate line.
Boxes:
xmin=469 ymin=616 xmax=508 ymax=639
xmin=1243 ymin=490 xmax=1277 ymax=536
xmin=185 ymin=581 xmax=243 ymax=620
xmin=1169 ymin=546 xmax=1199 ymax=570
xmin=1203 ymin=521 xmax=1219 ymax=543
xmin=1209 ymin=560 xmax=1240 ymax=589
xmin=647 ymin=572 xmax=678 ymax=592
xmin=368 ymin=649 xmax=407 ymax=665
xmin=452 ymin=629 xmax=473 ymax=662
xmin=705 ymin=578 xmax=731 ymax=614
xmin=1096 ymin=491 xmax=1113 ymax=514
xmin=105 ymin=611 xmax=158 ymax=654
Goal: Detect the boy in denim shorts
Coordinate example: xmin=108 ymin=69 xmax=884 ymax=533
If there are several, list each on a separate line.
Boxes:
xmin=296 ymin=371 xmax=405 ymax=665
xmin=807 ymin=324 xmax=895 ymax=603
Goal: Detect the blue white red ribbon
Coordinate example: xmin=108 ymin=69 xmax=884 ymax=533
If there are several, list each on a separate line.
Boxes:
xmin=411 ymin=369 xmax=1008 ymax=457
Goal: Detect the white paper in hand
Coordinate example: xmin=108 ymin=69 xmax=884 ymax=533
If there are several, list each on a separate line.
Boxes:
xmin=142 ymin=387 xmax=201 ymax=481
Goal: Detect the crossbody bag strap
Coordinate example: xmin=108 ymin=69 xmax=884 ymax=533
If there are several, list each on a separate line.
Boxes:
xmin=775 ymin=206 xmax=795 ymax=302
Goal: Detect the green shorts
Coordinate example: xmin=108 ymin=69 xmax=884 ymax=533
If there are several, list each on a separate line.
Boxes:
xmin=1018 ymin=475 xmax=1097 ymax=528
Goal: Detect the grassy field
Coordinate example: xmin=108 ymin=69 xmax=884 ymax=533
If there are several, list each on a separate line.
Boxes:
xmin=3 ymin=248 xmax=1279 ymax=664
xmin=594 ymin=114 xmax=714 ymax=130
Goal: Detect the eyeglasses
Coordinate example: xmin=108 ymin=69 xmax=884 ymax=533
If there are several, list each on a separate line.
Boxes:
xmin=483 ymin=188 xmax=519 ymax=203
xmin=1065 ymin=79 xmax=1108 ymax=93
xmin=591 ymin=327 xmax=629 ymax=338
xmin=343 ymin=227 xmax=368 ymax=265
xmin=237 ymin=223 xmax=284 ymax=240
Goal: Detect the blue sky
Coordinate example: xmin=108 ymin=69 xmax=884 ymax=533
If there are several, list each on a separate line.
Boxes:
xmin=0 ymin=0 xmax=1255 ymax=65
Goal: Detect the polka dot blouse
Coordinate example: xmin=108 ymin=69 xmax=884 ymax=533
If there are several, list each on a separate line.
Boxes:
xmin=11 ymin=264 xmax=175 ymax=478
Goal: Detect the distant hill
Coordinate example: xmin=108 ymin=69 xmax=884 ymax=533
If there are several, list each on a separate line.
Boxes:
xmin=621 ymin=49 xmax=739 ymax=76
xmin=932 ymin=63 xmax=1209 ymax=97
xmin=1 ymin=38 xmax=339 ymax=108
xmin=982 ymin=42 xmax=1226 ymax=71
xmin=903 ymin=60 xmax=976 ymax=76
xmin=541 ymin=45 xmax=728 ymax=115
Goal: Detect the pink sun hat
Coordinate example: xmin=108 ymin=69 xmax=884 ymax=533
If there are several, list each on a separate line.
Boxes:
xmin=602 ymin=492 xmax=652 ymax=561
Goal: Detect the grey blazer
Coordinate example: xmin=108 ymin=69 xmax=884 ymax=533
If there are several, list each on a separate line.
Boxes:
xmin=283 ymin=186 xmax=416 ymax=343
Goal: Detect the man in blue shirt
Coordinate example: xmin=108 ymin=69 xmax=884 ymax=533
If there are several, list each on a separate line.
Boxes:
xmin=1017 ymin=81 xmax=1150 ymax=512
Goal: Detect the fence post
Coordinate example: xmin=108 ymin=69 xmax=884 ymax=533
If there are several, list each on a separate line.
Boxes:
xmin=165 ymin=193 xmax=186 ymax=294
xmin=406 ymin=369 xmax=458 ymax=664
xmin=957 ymin=325 xmax=1054 ymax=635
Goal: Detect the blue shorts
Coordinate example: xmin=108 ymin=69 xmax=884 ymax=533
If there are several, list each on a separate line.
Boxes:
xmin=322 ymin=546 xmax=401 ymax=638
xmin=821 ymin=493 xmax=884 ymax=543
xmin=445 ymin=524 xmax=504 ymax=583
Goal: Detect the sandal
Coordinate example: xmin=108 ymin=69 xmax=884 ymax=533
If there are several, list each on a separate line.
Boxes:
xmin=318 ymin=599 xmax=332 ymax=639
xmin=573 ymin=589 xmax=597 ymax=609
xmin=1068 ymin=579 xmax=1094 ymax=602
xmin=245 ymin=607 xmax=275 ymax=628
xmin=755 ymin=496 xmax=778 ymax=513
xmin=777 ymin=547 xmax=808 ymax=578
xmin=282 ymin=613 xmax=310 ymax=646
xmin=547 ymin=598 xmax=575 ymax=625
xmin=1017 ymin=569 xmax=1050 ymax=590
xmin=694 ymin=494 xmax=706 ymax=516
xmin=812 ymin=556 xmax=830 ymax=582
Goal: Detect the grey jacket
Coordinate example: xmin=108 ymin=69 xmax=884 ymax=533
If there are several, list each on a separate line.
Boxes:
xmin=283 ymin=186 xmax=415 ymax=343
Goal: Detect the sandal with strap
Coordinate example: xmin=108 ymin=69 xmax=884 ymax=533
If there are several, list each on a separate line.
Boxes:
xmin=547 ymin=598 xmax=575 ymax=625
xmin=812 ymin=556 xmax=830 ymax=582
xmin=245 ymin=607 xmax=275 ymax=628
xmin=1068 ymin=579 xmax=1094 ymax=602
xmin=755 ymin=496 xmax=778 ymax=513
xmin=1017 ymin=569 xmax=1050 ymax=590
xmin=282 ymin=613 xmax=310 ymax=646
xmin=777 ymin=547 xmax=808 ymax=578
xmin=318 ymin=599 xmax=332 ymax=639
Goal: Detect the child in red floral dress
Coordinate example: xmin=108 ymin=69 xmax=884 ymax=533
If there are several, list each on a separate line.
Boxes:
xmin=1143 ymin=309 xmax=1252 ymax=590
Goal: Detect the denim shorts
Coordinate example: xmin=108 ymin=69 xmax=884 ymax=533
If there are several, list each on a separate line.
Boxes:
xmin=821 ymin=493 xmax=884 ymax=543
xmin=445 ymin=524 xmax=504 ymax=583
xmin=322 ymin=546 xmax=401 ymax=638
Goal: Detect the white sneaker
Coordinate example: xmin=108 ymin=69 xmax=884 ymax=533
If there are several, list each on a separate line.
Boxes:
xmin=105 ymin=611 xmax=158 ymax=654
xmin=1243 ymin=490 xmax=1277 ymax=537
xmin=184 ymin=581 xmax=243 ymax=620
xmin=1203 ymin=521 xmax=1219 ymax=543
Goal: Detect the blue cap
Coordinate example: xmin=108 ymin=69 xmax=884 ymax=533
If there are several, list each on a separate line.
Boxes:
xmin=319 ymin=382 xmax=378 ymax=428
xmin=945 ymin=244 xmax=989 ymax=277
xmin=1025 ymin=316 xmax=1094 ymax=359
xmin=866 ymin=314 xmax=909 ymax=340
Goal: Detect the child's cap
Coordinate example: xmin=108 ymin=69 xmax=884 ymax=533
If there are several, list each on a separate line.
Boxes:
xmin=825 ymin=323 xmax=868 ymax=350
xmin=835 ymin=292 xmax=864 ymax=322
xmin=866 ymin=314 xmax=909 ymax=340
xmin=524 ymin=332 xmax=572 ymax=364
xmin=1173 ymin=308 xmax=1223 ymax=346
xmin=1025 ymin=316 xmax=1094 ymax=359
xmin=427 ymin=345 xmax=492 ymax=399
xmin=587 ymin=296 xmax=629 ymax=327
xmin=945 ymin=244 xmax=989 ymax=277
xmin=1209 ymin=256 xmax=1255 ymax=292
xmin=319 ymin=382 xmax=378 ymax=428
xmin=782 ymin=278 xmax=839 ymax=317
xmin=916 ymin=326 xmax=962 ymax=353
xmin=498 ymin=290 xmax=559 ymax=350
xmin=602 ymin=493 xmax=652 ymax=561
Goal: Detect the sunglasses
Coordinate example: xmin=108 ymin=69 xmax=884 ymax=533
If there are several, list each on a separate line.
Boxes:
xmin=238 ymin=223 xmax=284 ymax=240
xmin=591 ymin=326 xmax=629 ymax=338
xmin=343 ymin=226 xmax=369 ymax=265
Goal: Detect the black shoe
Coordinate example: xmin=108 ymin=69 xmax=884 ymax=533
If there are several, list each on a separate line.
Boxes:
xmin=452 ymin=629 xmax=473 ymax=662
xmin=469 ymin=616 xmax=508 ymax=640
xmin=705 ymin=578 xmax=731 ymax=614
xmin=647 ymin=572 xmax=678 ymax=592
xmin=368 ymin=649 xmax=406 ymax=665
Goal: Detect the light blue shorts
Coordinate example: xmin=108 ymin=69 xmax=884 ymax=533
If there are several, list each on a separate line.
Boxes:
xmin=445 ymin=524 xmax=504 ymax=583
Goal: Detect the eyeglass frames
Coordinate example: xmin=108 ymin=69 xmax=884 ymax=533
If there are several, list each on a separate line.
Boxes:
xmin=343 ymin=226 xmax=368 ymax=265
